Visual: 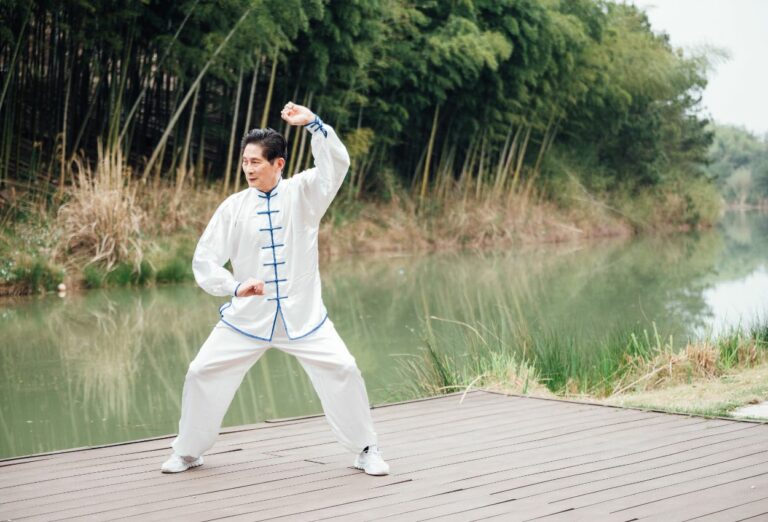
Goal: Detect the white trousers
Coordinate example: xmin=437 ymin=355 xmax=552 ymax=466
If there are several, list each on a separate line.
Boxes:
xmin=171 ymin=315 xmax=378 ymax=458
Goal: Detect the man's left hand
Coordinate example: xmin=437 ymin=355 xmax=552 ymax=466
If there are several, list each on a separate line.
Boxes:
xmin=280 ymin=101 xmax=314 ymax=126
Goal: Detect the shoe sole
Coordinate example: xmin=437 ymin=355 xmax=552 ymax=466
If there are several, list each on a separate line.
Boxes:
xmin=161 ymin=459 xmax=203 ymax=474
xmin=353 ymin=463 xmax=389 ymax=476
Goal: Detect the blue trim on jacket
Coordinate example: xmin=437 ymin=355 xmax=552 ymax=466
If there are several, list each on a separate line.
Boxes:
xmin=218 ymin=182 xmax=328 ymax=341
xmin=306 ymin=115 xmax=328 ymax=138
xmin=218 ymin=312 xmax=329 ymax=341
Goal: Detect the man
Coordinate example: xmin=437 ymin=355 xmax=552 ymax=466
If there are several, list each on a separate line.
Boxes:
xmin=161 ymin=101 xmax=389 ymax=476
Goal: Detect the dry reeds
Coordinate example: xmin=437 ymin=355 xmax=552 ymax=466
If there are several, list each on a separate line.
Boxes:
xmin=54 ymin=141 xmax=144 ymax=272
xmin=319 ymin=189 xmax=629 ymax=260
xmin=612 ymin=341 xmax=720 ymax=395
xmin=610 ymin=329 xmax=766 ymax=397
xmin=392 ymin=314 xmax=554 ymax=402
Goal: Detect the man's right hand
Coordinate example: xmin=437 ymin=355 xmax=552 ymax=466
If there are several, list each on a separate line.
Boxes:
xmin=236 ymin=278 xmax=265 ymax=297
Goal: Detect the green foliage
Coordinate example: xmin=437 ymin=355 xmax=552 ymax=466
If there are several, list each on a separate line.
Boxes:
xmin=400 ymin=316 xmax=768 ymax=401
xmin=1 ymin=0 xmax=718 ymax=223
xmin=705 ymin=124 xmax=768 ymax=205
xmin=83 ymin=264 xmax=106 ymax=289
xmin=84 ymin=260 xmax=154 ymax=288
xmin=156 ymin=257 xmax=192 ymax=284
xmin=558 ymin=3 xmax=714 ymax=191
xmin=4 ymin=255 xmax=63 ymax=293
xmin=394 ymin=316 xmax=544 ymax=400
xmin=104 ymin=260 xmax=154 ymax=286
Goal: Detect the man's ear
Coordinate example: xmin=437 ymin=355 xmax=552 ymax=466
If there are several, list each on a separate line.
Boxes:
xmin=276 ymin=157 xmax=286 ymax=171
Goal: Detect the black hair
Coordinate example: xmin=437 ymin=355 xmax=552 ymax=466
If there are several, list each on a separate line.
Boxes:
xmin=240 ymin=128 xmax=287 ymax=163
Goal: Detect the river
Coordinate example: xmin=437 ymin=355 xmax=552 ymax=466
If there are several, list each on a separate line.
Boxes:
xmin=1 ymin=211 xmax=766 ymax=459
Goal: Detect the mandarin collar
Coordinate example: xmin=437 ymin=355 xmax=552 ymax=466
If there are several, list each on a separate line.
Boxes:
xmin=253 ymin=176 xmax=282 ymax=197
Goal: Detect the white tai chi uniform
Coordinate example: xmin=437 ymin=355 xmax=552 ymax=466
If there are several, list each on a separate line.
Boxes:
xmin=171 ymin=118 xmax=378 ymax=458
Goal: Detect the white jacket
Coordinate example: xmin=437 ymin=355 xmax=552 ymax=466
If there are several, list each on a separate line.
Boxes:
xmin=192 ymin=121 xmax=350 ymax=340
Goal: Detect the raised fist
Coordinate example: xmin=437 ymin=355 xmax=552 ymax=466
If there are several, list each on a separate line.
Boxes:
xmin=280 ymin=101 xmax=315 ymax=126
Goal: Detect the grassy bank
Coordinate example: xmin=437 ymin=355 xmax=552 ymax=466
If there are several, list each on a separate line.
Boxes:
xmin=602 ymin=363 xmax=768 ymax=419
xmin=396 ymin=317 xmax=768 ymax=419
xmin=0 ymin=157 xmax=722 ymax=296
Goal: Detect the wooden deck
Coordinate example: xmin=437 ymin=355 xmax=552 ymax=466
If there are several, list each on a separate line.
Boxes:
xmin=2 ymin=390 xmax=768 ymax=521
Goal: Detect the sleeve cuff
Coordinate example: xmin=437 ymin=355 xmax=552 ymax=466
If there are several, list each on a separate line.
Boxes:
xmin=305 ymin=114 xmax=328 ymax=137
xmin=232 ymin=281 xmax=242 ymax=297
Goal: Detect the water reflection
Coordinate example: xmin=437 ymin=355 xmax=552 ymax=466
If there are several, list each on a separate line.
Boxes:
xmin=1 ymin=211 xmax=766 ymax=459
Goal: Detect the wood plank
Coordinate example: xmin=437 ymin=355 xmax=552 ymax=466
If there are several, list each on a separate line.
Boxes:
xmin=679 ymin=499 xmax=768 ymax=522
xmin=485 ymin=430 xmax=768 ymax=498
xmin=142 ymin=418 xmax=744 ymax=520
xmin=0 ymin=391 xmax=499 ymax=468
xmin=280 ymin=425 xmax=762 ymax=520
xmin=483 ymin=431 xmax=768 ymax=502
xmin=0 ymin=399 xmax=607 ymax=495
xmin=0 ymin=391 xmax=765 ymax=522
xmin=627 ymin=474 xmax=768 ymax=521
xmin=547 ymin=459 xmax=768 ymax=514
xmin=6 ymin=406 xmax=632 ymax=516
xmin=0 ymin=392 xmax=511 ymax=485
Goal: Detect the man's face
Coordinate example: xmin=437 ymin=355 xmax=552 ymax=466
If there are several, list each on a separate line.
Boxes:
xmin=242 ymin=143 xmax=284 ymax=192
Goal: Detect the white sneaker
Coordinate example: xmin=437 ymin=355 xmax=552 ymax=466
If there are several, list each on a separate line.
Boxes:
xmin=354 ymin=445 xmax=390 ymax=476
xmin=161 ymin=452 xmax=204 ymax=473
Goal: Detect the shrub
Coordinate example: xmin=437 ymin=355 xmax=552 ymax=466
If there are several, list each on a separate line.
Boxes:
xmin=54 ymin=142 xmax=144 ymax=273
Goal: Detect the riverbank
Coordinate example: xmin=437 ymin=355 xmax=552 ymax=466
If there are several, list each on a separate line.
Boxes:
xmin=0 ymin=172 xmax=721 ymax=296
xmin=398 ymin=318 xmax=768 ymax=420
xmin=2 ymin=215 xmax=764 ymax=459
xmin=598 ymin=363 xmax=768 ymax=419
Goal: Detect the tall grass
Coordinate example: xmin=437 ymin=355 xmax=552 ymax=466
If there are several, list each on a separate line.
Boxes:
xmin=395 ymin=316 xmax=549 ymax=401
xmin=0 ymin=138 xmax=222 ymax=294
xmin=54 ymin=141 xmax=143 ymax=272
xmin=1 ymin=125 xmax=723 ymax=294
xmin=399 ymin=316 xmax=768 ymax=402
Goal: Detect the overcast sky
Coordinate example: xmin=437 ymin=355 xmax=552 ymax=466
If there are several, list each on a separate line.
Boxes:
xmin=634 ymin=0 xmax=768 ymax=136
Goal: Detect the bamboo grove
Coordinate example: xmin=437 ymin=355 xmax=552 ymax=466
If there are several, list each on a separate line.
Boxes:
xmin=0 ymin=0 xmax=715 ymax=208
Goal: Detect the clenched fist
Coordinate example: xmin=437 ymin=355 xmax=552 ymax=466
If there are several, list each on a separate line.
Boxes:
xmin=236 ymin=278 xmax=265 ymax=297
xmin=280 ymin=101 xmax=315 ymax=126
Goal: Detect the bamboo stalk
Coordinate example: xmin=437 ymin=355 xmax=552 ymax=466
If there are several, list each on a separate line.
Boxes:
xmin=71 ymin=72 xmax=104 ymax=157
xmin=525 ymin=117 xmax=560 ymax=200
xmin=235 ymin=58 xmax=261 ymax=192
xmin=458 ymin=133 xmax=477 ymax=191
xmin=155 ymin=80 xmax=184 ymax=186
xmin=436 ymin=143 xmax=457 ymax=204
xmin=0 ymin=84 xmax=14 ymax=188
xmin=141 ymin=6 xmax=254 ymax=182
xmin=117 ymin=0 xmax=201 ymax=146
xmin=282 ymin=81 xmax=301 ymax=137
xmin=355 ymin=144 xmax=379 ymax=200
xmin=292 ymin=91 xmax=313 ymax=176
xmin=280 ymin=83 xmax=300 ymax=175
xmin=301 ymin=102 xmax=319 ymax=171
xmin=419 ymin=103 xmax=440 ymax=204
xmin=195 ymin=90 xmax=206 ymax=184
xmin=173 ymin=84 xmax=199 ymax=212
xmin=475 ymin=132 xmax=487 ymax=200
xmin=180 ymin=86 xmax=199 ymax=180
xmin=57 ymin=51 xmax=73 ymax=198
xmin=107 ymin=30 xmax=134 ymax=152
xmin=498 ymin=126 xmax=522 ymax=193
xmin=510 ymin=125 xmax=532 ymax=195
xmin=492 ymin=126 xmax=514 ymax=197
xmin=0 ymin=4 xmax=31 ymax=115
xmin=222 ymin=66 xmax=243 ymax=194
xmin=462 ymin=134 xmax=481 ymax=204
xmin=532 ymin=114 xmax=555 ymax=176
xmin=259 ymin=48 xmax=279 ymax=129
